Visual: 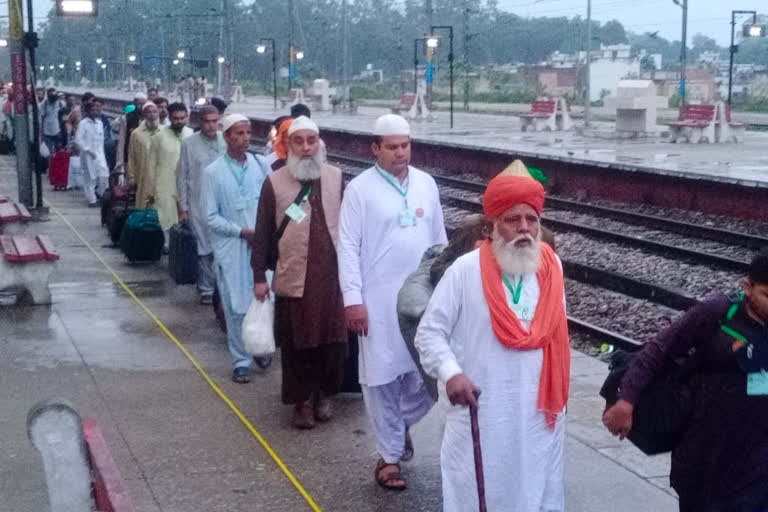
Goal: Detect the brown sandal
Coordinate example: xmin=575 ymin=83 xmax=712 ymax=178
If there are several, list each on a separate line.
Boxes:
xmin=375 ymin=458 xmax=406 ymax=491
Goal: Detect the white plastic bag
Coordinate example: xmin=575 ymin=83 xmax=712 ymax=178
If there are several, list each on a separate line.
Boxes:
xmin=39 ymin=141 xmax=50 ymax=159
xmin=242 ymin=298 xmax=275 ymax=356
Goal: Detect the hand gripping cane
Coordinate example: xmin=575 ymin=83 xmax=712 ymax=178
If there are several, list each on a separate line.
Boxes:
xmin=470 ymin=403 xmax=487 ymax=512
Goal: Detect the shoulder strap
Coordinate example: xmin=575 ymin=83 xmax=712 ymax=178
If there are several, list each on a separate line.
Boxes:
xmin=274 ymin=181 xmax=312 ymax=243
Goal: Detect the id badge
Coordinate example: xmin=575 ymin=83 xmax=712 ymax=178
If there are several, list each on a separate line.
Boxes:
xmin=285 ymin=203 xmax=307 ymax=223
xmin=234 ymin=197 xmax=247 ymax=211
xmin=398 ymin=208 xmax=417 ymax=228
xmin=746 ymin=371 xmax=768 ymax=395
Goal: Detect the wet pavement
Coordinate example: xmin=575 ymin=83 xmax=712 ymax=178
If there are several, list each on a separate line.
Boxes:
xmin=0 ymin=154 xmax=677 ymax=511
xmin=78 ymin=87 xmax=768 ymax=188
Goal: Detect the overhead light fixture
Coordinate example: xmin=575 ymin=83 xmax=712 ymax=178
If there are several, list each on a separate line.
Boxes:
xmin=128 ymin=54 xmax=136 ymax=62
xmin=177 ymin=51 xmax=185 ymax=59
xmin=101 ymin=63 xmax=107 ymax=69
xmin=39 ymin=65 xmax=45 ymax=71
xmin=58 ymin=63 xmax=65 ymax=69
xmin=75 ymin=60 xmax=81 ymax=66
xmin=96 ymin=57 xmax=103 ymax=64
xmin=295 ymin=50 xmax=304 ymax=60
xmin=426 ymin=37 xmax=439 ymax=48
xmin=217 ymin=56 xmax=225 ymax=63
xmin=173 ymin=59 xmax=180 ymax=65
xmin=49 ymin=65 xmax=55 ymax=70
xmin=0 ymin=39 xmax=8 ymax=48
xmin=745 ymin=24 xmax=767 ymax=38
xmin=256 ymin=45 xmax=266 ymax=54
xmin=56 ymin=0 xmax=97 ymax=16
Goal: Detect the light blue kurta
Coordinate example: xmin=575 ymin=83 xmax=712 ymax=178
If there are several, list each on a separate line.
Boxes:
xmin=204 ymin=152 xmax=270 ymax=315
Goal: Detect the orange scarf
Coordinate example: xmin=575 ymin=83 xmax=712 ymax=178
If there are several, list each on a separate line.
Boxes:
xmin=479 ymin=239 xmax=570 ymax=428
xmin=273 ymin=118 xmax=293 ymax=160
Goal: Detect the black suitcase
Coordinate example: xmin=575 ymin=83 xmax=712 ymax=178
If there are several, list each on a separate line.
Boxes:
xmin=168 ymin=223 xmax=198 ymax=284
xmin=119 ymin=208 xmax=164 ymax=263
xmin=340 ymin=332 xmax=362 ymax=393
xmin=107 ymin=204 xmax=136 ymax=246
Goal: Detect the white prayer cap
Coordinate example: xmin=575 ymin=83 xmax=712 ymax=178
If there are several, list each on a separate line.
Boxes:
xmin=373 ymin=114 xmax=410 ymax=137
xmin=287 ymin=115 xmax=319 ymax=136
xmin=221 ymin=113 xmax=249 ymax=133
xmin=134 ymin=92 xmax=147 ymax=101
xmin=141 ymin=101 xmax=157 ymax=112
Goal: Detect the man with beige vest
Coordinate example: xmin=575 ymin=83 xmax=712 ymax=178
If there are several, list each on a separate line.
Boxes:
xmin=251 ymin=116 xmax=347 ymax=429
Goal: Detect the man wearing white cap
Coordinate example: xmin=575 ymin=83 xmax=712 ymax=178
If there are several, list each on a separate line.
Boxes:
xmin=338 ymin=114 xmax=447 ymax=489
xmin=126 ymin=101 xmax=161 ymax=208
xmin=115 ymin=91 xmax=148 ymax=175
xmin=73 ymin=98 xmax=109 ymax=207
xmin=204 ymin=114 xmax=272 ymax=383
xmin=251 ymin=116 xmax=347 ymax=429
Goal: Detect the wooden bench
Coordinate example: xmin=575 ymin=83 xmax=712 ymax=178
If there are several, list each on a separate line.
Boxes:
xmin=665 ymin=104 xmax=716 ymax=143
xmin=392 ymin=93 xmax=416 ymax=114
xmin=518 ymin=99 xmax=557 ymax=132
xmin=0 ymin=201 xmax=32 ymax=234
xmin=0 ymin=234 xmax=59 ymax=304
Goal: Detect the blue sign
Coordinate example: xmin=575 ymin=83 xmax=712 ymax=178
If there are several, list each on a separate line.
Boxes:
xmin=426 ymin=62 xmax=433 ymax=85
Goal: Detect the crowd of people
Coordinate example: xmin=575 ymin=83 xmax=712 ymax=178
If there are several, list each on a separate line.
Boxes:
xmin=35 ymin=87 xmax=768 ymax=511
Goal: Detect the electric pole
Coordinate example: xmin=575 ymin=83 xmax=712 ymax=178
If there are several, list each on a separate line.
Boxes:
xmin=674 ymin=0 xmax=688 ymax=104
xmin=342 ymin=0 xmax=349 ymax=102
xmin=426 ymin=0 xmax=433 ymax=107
xmin=463 ymin=3 xmax=470 ymax=111
xmin=585 ymin=0 xmax=591 ymax=126
xmin=8 ymin=0 xmax=32 ymax=206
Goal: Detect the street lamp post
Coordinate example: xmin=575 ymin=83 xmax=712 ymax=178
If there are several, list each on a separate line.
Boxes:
xmin=672 ymin=0 xmax=688 ymax=104
xmin=217 ymin=56 xmax=225 ymax=95
xmin=728 ymin=10 xmax=759 ymax=105
xmin=288 ymin=46 xmax=304 ymax=89
xmin=257 ymin=38 xmax=277 ymax=109
xmin=413 ymin=38 xmax=424 ymax=95
xmin=431 ymin=25 xmax=454 ymax=128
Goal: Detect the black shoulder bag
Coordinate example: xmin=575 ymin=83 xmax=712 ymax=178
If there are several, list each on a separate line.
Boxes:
xmin=267 ymin=181 xmax=312 ymax=271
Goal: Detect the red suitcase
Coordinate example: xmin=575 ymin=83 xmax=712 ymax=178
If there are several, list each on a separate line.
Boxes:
xmin=49 ymin=150 xmax=71 ymax=190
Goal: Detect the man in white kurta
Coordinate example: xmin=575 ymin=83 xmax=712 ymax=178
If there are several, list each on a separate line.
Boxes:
xmin=74 ymin=99 xmax=109 ymax=207
xmin=338 ymin=114 xmax=447 ymax=489
xmin=147 ymin=102 xmax=193 ymax=247
xmin=177 ymin=105 xmax=225 ymax=304
xmin=415 ymin=165 xmax=571 ymax=512
xmin=204 ymin=114 xmax=271 ymax=383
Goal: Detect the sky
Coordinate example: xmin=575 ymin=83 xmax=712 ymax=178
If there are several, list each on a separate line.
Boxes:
xmin=27 ymin=0 xmax=757 ymax=46
xmin=497 ymin=0 xmax=755 ymax=46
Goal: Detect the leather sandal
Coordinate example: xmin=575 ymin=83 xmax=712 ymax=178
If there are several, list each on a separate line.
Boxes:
xmin=375 ymin=458 xmax=406 ymax=491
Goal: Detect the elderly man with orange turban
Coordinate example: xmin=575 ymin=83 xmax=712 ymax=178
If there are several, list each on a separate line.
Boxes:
xmin=415 ymin=160 xmax=570 ymax=512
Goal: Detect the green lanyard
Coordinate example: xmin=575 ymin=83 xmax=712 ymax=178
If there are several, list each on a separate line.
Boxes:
xmin=502 ymin=275 xmax=524 ymax=305
xmin=375 ymin=164 xmax=409 ymax=207
xmin=225 ymin=154 xmax=248 ymax=189
xmin=301 ymin=184 xmax=312 ymax=202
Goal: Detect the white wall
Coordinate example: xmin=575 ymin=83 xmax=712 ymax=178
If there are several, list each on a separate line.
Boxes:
xmin=589 ymin=60 xmax=641 ymax=102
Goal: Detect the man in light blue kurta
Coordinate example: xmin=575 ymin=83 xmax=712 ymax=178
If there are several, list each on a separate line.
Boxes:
xmin=204 ymin=113 xmax=271 ymax=382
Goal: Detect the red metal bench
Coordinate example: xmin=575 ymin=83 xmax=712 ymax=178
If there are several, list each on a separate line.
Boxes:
xmin=0 ymin=201 xmax=32 ymax=234
xmin=665 ymin=104 xmax=716 ymax=143
xmin=0 ymin=235 xmax=59 ymax=304
xmin=720 ymin=104 xmax=747 ymax=143
xmin=84 ymin=418 xmax=137 ymax=512
xmin=518 ymin=99 xmax=557 ymax=132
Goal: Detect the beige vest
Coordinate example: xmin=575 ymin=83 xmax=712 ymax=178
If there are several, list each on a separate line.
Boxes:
xmin=270 ymin=164 xmax=342 ymax=298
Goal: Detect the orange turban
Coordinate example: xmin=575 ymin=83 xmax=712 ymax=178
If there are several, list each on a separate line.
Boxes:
xmin=273 ymin=118 xmax=293 ymax=160
xmin=483 ymin=174 xmax=546 ymax=218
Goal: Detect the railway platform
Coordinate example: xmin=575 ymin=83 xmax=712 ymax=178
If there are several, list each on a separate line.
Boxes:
xmin=0 ymin=153 xmax=678 ymax=511
xmin=78 ymin=88 xmax=768 ymax=189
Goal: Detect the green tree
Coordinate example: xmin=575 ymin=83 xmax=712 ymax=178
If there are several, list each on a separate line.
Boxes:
xmin=600 ymin=20 xmax=628 ymax=45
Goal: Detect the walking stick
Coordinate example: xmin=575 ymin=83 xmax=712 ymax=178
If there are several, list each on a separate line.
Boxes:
xmin=470 ymin=403 xmax=487 ymax=512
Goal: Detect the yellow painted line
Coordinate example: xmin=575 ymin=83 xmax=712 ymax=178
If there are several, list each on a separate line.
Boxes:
xmin=50 ymin=204 xmax=323 ymax=512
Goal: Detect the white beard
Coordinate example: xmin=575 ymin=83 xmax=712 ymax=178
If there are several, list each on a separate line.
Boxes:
xmin=145 ymin=119 xmax=159 ymax=131
xmin=286 ymin=140 xmax=327 ymax=181
xmin=491 ymin=226 xmax=542 ymax=276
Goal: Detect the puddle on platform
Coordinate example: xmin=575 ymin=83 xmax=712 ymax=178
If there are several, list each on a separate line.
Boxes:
xmin=0 ymin=290 xmax=20 ymax=306
xmin=50 ymin=280 xmax=171 ymax=301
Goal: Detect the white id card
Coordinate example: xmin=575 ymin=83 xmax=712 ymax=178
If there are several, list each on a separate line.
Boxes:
xmin=285 ymin=203 xmax=307 ymax=223
xmin=398 ymin=208 xmax=417 ymax=228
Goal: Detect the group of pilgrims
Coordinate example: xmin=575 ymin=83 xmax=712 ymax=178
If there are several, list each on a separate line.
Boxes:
xmin=74 ymin=90 xmax=768 ymax=511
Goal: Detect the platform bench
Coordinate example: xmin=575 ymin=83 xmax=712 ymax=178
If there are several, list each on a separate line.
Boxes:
xmin=0 ymin=201 xmax=32 ymax=234
xmin=518 ymin=100 xmax=557 ymax=132
xmin=721 ymin=105 xmax=747 ymax=143
xmin=665 ymin=104 xmax=716 ymax=143
xmin=392 ymin=93 xmax=416 ymax=114
xmin=0 ymin=234 xmax=59 ymax=304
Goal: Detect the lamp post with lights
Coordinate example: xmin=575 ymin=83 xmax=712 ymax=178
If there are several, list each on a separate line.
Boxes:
xmin=430 ymin=25 xmax=454 ymax=128
xmin=257 ymin=39 xmax=277 ymax=109
xmin=728 ymin=11 xmax=766 ymax=105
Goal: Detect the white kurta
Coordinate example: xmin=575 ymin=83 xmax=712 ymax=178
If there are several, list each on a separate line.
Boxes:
xmin=415 ymin=249 xmax=566 ymax=512
xmin=176 ymin=131 xmax=226 ymax=256
xmin=338 ymin=165 xmax=447 ymax=386
xmin=74 ymin=117 xmax=108 ymax=181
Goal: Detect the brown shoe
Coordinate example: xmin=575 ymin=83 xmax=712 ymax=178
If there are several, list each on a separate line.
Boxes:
xmin=314 ymin=393 xmax=333 ymax=422
xmin=293 ymin=401 xmax=315 ymax=429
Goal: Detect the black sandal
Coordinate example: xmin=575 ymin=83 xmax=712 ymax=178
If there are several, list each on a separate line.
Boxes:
xmin=375 ymin=458 xmax=406 ymax=491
